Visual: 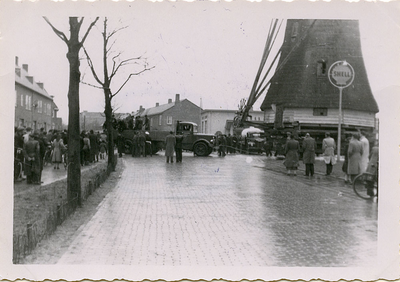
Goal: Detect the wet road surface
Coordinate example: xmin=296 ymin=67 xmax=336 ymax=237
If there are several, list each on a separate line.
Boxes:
xmin=55 ymin=152 xmax=377 ymax=266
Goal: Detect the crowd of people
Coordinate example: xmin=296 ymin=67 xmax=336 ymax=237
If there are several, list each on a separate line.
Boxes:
xmin=281 ymin=130 xmax=379 ymax=182
xmin=80 ymin=130 xmax=108 ymax=166
xmin=14 ymin=126 xmax=109 ymax=185
xmin=14 ymin=127 xmax=69 ymax=184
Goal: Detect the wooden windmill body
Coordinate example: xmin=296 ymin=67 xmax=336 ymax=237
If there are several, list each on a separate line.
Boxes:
xmin=260 ymin=19 xmax=379 ymax=140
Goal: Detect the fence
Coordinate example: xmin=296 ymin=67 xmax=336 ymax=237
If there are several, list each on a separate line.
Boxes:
xmin=13 ymin=154 xmax=118 ymax=264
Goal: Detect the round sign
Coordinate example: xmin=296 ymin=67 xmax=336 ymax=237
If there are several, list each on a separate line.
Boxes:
xmin=328 ymin=61 xmax=355 ymax=88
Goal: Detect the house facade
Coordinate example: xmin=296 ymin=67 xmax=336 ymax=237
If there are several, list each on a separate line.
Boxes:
xmin=200 ymin=109 xmax=264 ymax=135
xmin=15 ymin=56 xmax=61 ymax=132
xmin=139 ymin=94 xmax=201 ymax=132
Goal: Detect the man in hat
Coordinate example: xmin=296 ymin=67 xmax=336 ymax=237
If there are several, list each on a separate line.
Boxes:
xmin=302 ymin=133 xmax=317 ymax=177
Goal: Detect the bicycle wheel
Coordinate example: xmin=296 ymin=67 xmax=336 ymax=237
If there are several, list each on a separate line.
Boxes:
xmin=353 ymin=174 xmax=375 ymax=199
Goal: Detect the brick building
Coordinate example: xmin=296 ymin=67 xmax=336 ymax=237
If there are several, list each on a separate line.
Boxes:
xmin=138 ymin=94 xmax=201 ymax=132
xmin=201 ymin=109 xmax=264 ymax=135
xmin=15 ymin=56 xmax=61 ymax=131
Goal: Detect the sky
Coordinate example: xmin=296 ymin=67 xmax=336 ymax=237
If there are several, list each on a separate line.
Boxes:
xmin=2 ymin=0 xmax=400 ymax=124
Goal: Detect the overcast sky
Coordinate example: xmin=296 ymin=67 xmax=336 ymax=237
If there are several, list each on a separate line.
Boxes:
xmin=2 ymin=0 xmax=400 ymax=123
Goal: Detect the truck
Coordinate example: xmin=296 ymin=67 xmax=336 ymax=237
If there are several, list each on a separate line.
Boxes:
xmin=120 ymin=121 xmax=215 ymax=156
xmin=238 ymin=126 xmax=266 ymax=154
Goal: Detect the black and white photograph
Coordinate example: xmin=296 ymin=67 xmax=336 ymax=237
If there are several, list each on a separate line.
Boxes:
xmin=0 ymin=0 xmax=399 ymax=281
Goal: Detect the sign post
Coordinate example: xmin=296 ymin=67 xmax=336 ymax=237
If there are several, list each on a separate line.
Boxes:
xmin=328 ymin=61 xmax=355 ymax=161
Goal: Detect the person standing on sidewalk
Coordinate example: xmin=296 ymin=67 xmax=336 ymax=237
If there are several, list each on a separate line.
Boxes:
xmin=165 ymin=131 xmax=176 ymax=163
xmin=322 ymin=132 xmax=336 ymax=176
xmin=347 ymin=132 xmax=364 ymax=183
xmin=283 ymin=134 xmax=300 ymax=176
xmin=23 ymin=133 xmax=40 ymax=184
xmin=359 ymin=130 xmax=370 ymax=173
xmin=175 ymin=131 xmax=183 ymax=162
xmin=52 ymin=133 xmax=66 ymax=169
xmin=342 ymin=133 xmax=352 ymax=183
xmin=302 ymin=133 xmax=316 ymax=177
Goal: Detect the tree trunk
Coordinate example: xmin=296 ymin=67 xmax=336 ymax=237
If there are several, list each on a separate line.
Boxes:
xmin=66 ymin=18 xmax=82 ymax=208
xmin=104 ymin=89 xmax=115 ymax=169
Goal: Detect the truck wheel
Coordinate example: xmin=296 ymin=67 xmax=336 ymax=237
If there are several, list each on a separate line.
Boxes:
xmin=194 ymin=142 xmax=209 ymax=156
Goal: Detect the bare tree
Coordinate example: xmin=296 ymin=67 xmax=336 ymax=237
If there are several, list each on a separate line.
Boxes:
xmin=44 ymin=17 xmax=99 ymax=207
xmin=82 ymin=17 xmax=154 ymax=168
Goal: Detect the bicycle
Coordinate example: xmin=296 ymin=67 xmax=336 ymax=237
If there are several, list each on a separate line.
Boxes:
xmin=43 ymin=145 xmax=53 ymax=166
xmin=353 ymin=172 xmax=378 ymax=200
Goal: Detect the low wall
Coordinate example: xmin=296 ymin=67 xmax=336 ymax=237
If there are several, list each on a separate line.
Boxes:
xmin=13 ymin=155 xmax=118 ymax=263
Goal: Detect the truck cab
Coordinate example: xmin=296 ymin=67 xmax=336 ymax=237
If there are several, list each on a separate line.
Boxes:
xmin=176 ymin=121 xmax=215 ymax=156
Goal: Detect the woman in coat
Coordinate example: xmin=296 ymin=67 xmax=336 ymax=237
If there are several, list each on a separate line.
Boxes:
xmin=165 ymin=131 xmax=176 ymax=163
xmin=283 ymin=134 xmax=300 ymax=176
xmin=347 ymin=132 xmax=364 ymax=182
xmin=322 ymin=132 xmax=336 ymax=175
xmin=302 ymin=133 xmax=316 ymax=177
xmin=52 ymin=133 xmax=65 ymax=169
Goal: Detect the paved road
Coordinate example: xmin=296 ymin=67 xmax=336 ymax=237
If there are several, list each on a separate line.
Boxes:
xmin=55 ymin=152 xmax=377 ymax=266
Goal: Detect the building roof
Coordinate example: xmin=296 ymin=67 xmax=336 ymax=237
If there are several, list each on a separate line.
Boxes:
xmin=260 ymin=19 xmax=379 ymax=113
xmin=139 ymin=98 xmax=200 ymax=117
xmin=202 ymin=109 xmax=263 ymax=114
xmin=15 ymin=61 xmax=53 ymax=100
xmin=140 ymin=102 xmax=175 ymax=116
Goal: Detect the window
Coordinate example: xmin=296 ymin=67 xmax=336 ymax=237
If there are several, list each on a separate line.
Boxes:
xmin=167 ymin=116 xmax=172 ymax=125
xmin=313 ymin=108 xmax=328 ymax=116
xmin=15 ymin=90 xmax=17 ymax=107
xmin=150 ymin=118 xmax=153 ymax=127
xmin=317 ymin=60 xmax=327 ymax=76
xmin=25 ymin=95 xmax=31 ymax=110
xmin=159 ymin=115 xmax=162 ymax=126
xmin=21 ymin=94 xmax=23 ymax=107
xmin=47 ymin=104 xmax=51 ymax=116
xmin=38 ymin=100 xmax=42 ymax=113
xmin=43 ymin=103 xmax=46 ymax=114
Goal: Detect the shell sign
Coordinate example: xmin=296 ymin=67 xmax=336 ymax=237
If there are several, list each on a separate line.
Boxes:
xmin=328 ymin=61 xmax=355 ymax=88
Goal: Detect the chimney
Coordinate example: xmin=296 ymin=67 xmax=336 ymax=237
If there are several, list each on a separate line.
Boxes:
xmin=168 ymin=99 xmax=172 ymax=104
xmin=22 ymin=64 xmax=28 ymax=72
xmin=26 ymin=76 xmax=33 ymax=83
xmin=175 ymin=94 xmax=180 ymax=103
xmin=139 ymin=105 xmax=143 ymax=111
xmin=15 ymin=68 xmax=21 ymax=77
xmin=15 ymin=56 xmax=19 ymax=66
xmin=156 ymin=102 xmax=159 ymax=107
xmin=37 ymin=82 xmax=44 ymax=89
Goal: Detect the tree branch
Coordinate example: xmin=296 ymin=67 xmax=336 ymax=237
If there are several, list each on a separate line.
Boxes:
xmin=112 ymin=66 xmax=155 ymax=97
xmin=82 ymin=46 xmax=104 ymax=86
xmin=80 ymin=17 xmax=99 ymax=45
xmin=43 ymin=17 xmax=69 ymax=43
xmin=110 ymin=56 xmax=142 ymax=79
xmin=80 ymin=80 xmax=104 ymax=89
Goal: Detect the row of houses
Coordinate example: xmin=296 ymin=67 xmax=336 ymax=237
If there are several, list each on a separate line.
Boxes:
xmin=14 ymin=56 xmax=62 ymax=132
xmin=79 ymin=93 xmax=264 ymax=135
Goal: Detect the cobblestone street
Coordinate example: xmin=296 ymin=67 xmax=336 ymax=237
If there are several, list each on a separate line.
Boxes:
xmin=39 ymin=152 xmax=379 ymax=267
